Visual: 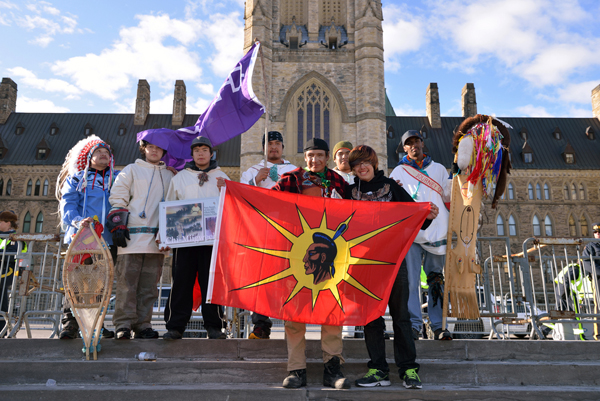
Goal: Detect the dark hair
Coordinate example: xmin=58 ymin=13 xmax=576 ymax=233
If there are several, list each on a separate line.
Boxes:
xmin=349 ymin=145 xmax=379 ymax=171
xmin=139 ymin=140 xmax=165 ymax=160
xmin=10 ymin=221 xmax=18 ymax=230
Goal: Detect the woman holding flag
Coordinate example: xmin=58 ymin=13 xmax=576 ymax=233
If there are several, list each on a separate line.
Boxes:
xmin=345 ymin=145 xmax=438 ymax=389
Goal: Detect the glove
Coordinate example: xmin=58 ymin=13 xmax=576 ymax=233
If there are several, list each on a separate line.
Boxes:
xmin=106 ymin=208 xmax=129 ymax=233
xmin=112 ymin=228 xmax=130 ymax=248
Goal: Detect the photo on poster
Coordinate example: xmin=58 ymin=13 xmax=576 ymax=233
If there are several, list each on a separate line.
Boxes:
xmin=159 ymin=197 xmax=219 ymax=248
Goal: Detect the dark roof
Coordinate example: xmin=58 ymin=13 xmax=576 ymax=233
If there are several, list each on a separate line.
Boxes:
xmin=0 ymin=112 xmax=241 ymax=167
xmin=385 ymin=90 xmax=396 ymax=117
xmin=386 ymin=116 xmax=600 ymax=169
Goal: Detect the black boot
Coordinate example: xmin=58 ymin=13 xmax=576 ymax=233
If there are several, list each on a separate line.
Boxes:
xmin=283 ymin=369 xmax=307 ymax=388
xmin=323 ymin=356 xmax=350 ymax=389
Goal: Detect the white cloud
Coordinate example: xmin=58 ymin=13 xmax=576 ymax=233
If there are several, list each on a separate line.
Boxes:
xmin=52 ymin=14 xmax=204 ymax=100
xmin=382 ymin=5 xmax=424 ymax=71
xmin=393 ymin=104 xmax=425 ymax=116
xmin=7 ymin=66 xmax=81 ymax=96
xmin=188 ymin=96 xmax=212 ymax=114
xmin=428 ymin=0 xmax=600 ymax=87
xmin=196 ymin=82 xmax=214 ymax=96
xmin=150 ymin=93 xmax=175 ymax=114
xmin=565 ymin=106 xmax=592 ymax=117
xmin=13 ymin=1 xmax=79 ymax=47
xmin=516 ymin=104 xmax=554 ymax=117
xmin=0 ymin=1 xmax=19 ymax=9
xmin=203 ymin=12 xmax=244 ymax=76
xmin=557 ymin=81 xmax=600 ymax=104
xmin=17 ymin=95 xmax=70 ymax=112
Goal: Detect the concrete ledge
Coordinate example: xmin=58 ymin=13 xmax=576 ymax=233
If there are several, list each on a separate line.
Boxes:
xmin=1 ymin=384 xmax=599 ymax=401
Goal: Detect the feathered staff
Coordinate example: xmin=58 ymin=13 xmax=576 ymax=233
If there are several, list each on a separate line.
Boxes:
xmin=443 ymin=115 xmax=511 ymax=323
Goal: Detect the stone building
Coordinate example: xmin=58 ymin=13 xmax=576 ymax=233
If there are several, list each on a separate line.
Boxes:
xmin=241 ymin=0 xmax=387 ymax=171
xmin=0 ymin=1 xmax=599 ymax=263
xmin=386 ymin=82 xmax=600 ymax=256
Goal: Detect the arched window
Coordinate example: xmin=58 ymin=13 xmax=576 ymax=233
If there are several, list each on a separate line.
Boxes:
xmin=35 ymin=212 xmax=44 ymax=233
xmin=544 ymin=183 xmax=550 ymax=200
xmin=508 ymin=215 xmax=517 ymax=236
xmin=579 ymin=184 xmax=585 ymax=200
xmin=6 ymin=179 xmax=11 ymax=196
xmin=43 ymin=179 xmax=49 ymax=196
xmin=544 ymin=215 xmax=553 ymax=236
xmin=0 ymin=178 xmax=3 ymax=196
xmin=533 ymin=214 xmax=541 ymax=236
xmin=496 ymin=215 xmax=505 ymax=236
xmin=571 ymin=183 xmax=577 ymax=200
xmin=536 ymin=183 xmax=542 ymax=200
xmin=568 ymin=215 xmax=577 ymax=236
xmin=296 ymin=82 xmax=331 ymax=150
xmin=23 ymin=212 xmax=31 ymax=233
xmin=528 ymin=183 xmax=534 ymax=200
xmin=508 ymin=183 xmax=515 ymax=200
xmin=580 ymin=216 xmax=589 ymax=237
xmin=564 ymin=184 xmax=570 ymax=200
xmin=26 ymin=179 xmax=33 ymax=196
xmin=34 ymin=179 xmax=41 ymax=196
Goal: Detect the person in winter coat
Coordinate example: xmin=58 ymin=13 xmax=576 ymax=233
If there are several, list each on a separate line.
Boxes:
xmin=162 ymin=136 xmax=229 ymax=340
xmin=345 ymin=145 xmax=437 ymax=390
xmin=108 ymin=140 xmax=174 ymax=339
xmin=0 ymin=210 xmax=26 ymax=336
xmin=389 ymin=130 xmax=453 ymax=341
xmin=239 ymin=131 xmax=296 ymax=340
xmin=57 ymin=136 xmax=119 ymax=340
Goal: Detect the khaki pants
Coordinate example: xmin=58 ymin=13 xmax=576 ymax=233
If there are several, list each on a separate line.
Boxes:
xmin=113 ymin=253 xmax=163 ymax=332
xmin=285 ymin=321 xmax=344 ymax=371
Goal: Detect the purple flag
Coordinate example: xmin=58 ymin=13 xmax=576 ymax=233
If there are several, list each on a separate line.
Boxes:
xmin=137 ymin=42 xmax=265 ymax=169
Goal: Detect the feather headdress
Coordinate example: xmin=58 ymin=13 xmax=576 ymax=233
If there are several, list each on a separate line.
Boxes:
xmin=55 ymin=135 xmax=114 ymax=203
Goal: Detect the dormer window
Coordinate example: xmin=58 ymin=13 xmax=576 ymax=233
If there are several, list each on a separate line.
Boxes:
xmin=552 ymin=127 xmax=562 ymax=140
xmin=49 ymin=122 xmax=59 ymax=136
xmin=36 ymin=138 xmax=51 ymax=160
xmin=15 ymin=122 xmax=24 ymax=135
xmin=37 ymin=149 xmax=48 ymax=160
xmin=586 ymin=126 xmax=595 ymax=140
xmin=84 ymin=123 xmax=93 ymax=136
xmin=563 ymin=142 xmax=575 ymax=164
xmin=519 ymin=127 xmax=528 ymax=141
xmin=118 ymin=123 xmax=127 ymax=136
xmin=387 ymin=125 xmax=394 ymax=139
xmin=522 ymin=141 xmax=533 ymax=163
xmin=0 ymin=136 xmax=7 ymax=159
xmin=152 ymin=123 xmax=160 ymax=129
xmin=420 ymin=125 xmax=428 ymax=139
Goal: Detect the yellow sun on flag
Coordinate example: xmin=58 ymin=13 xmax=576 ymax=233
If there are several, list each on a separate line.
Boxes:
xmin=236 ymin=203 xmax=407 ymax=311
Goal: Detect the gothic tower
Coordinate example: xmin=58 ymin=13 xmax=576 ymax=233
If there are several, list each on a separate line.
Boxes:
xmin=241 ymin=0 xmax=386 ymax=171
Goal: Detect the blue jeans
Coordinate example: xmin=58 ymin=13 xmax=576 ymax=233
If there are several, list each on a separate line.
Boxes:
xmin=406 ymin=243 xmax=446 ymax=332
xmin=363 ymin=261 xmax=419 ymax=376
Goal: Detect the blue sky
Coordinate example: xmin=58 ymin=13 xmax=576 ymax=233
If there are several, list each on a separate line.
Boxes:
xmin=1 ymin=0 xmax=599 ymax=118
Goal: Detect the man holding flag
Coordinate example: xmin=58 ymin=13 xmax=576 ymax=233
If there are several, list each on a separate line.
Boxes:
xmin=272 ymin=138 xmax=351 ymax=389
xmin=240 ymin=130 xmax=296 ymax=340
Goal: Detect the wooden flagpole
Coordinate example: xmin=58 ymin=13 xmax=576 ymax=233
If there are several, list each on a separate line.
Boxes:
xmin=256 ymin=38 xmax=270 ymax=169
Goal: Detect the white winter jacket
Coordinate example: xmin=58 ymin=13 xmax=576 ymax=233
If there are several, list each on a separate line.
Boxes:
xmin=389 ymin=161 xmax=451 ymax=255
xmin=240 ymin=159 xmax=296 ymax=189
xmin=166 ymin=167 xmax=229 ymax=201
xmin=109 ymin=159 xmax=173 ymax=255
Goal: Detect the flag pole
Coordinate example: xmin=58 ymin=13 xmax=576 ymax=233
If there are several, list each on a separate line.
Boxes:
xmin=256 ymin=38 xmax=269 ymax=169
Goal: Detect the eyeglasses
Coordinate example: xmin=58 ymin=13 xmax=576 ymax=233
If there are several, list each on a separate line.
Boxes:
xmin=355 ymin=161 xmax=371 ymax=168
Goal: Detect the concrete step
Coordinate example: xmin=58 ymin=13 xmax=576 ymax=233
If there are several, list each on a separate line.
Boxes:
xmin=1 ymin=358 xmax=600 ymax=387
xmin=2 ymin=338 xmax=600 ymax=363
xmin=1 ymin=384 xmax=599 ymax=401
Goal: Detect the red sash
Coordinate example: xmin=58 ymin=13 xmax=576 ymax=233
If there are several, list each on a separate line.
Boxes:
xmin=402 ymin=165 xmax=450 ymax=210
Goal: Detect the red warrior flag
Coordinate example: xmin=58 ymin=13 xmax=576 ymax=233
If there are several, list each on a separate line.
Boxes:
xmin=207 ymin=181 xmax=430 ymax=326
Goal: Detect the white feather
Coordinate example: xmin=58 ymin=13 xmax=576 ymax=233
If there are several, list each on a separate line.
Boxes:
xmin=457 ymin=135 xmax=474 ymax=171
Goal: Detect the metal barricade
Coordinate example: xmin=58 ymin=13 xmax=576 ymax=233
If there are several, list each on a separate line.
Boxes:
xmin=518 ymin=237 xmax=600 ymax=341
xmin=1 ymin=233 xmax=65 ymax=338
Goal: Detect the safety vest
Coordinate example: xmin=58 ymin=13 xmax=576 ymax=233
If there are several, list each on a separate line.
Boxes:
xmin=0 ymin=238 xmax=27 ymax=279
xmin=555 ymin=264 xmax=592 ymax=305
